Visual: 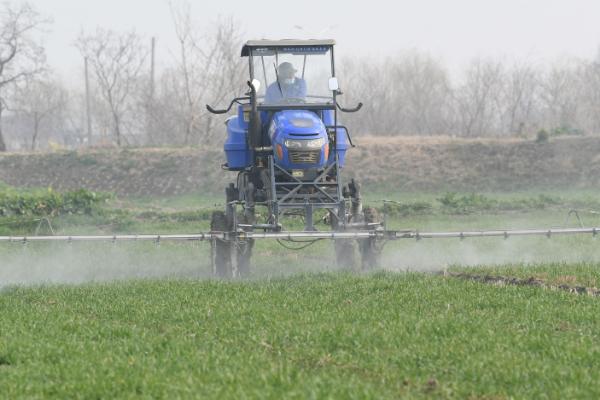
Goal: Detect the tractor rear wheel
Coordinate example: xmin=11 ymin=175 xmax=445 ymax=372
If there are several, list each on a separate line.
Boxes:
xmin=210 ymin=211 xmax=233 ymax=278
xmin=359 ymin=207 xmax=381 ymax=271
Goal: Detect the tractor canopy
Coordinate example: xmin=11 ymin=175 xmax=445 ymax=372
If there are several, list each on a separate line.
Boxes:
xmin=241 ymin=39 xmax=337 ymax=110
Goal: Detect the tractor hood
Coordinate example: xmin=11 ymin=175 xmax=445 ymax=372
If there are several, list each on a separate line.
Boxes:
xmin=270 ymin=111 xmax=326 ymax=137
xmin=269 ymin=110 xmax=329 ymax=170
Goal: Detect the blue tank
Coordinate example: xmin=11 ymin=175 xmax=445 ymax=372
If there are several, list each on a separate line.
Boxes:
xmin=224 ymin=106 xmax=252 ymax=170
xmin=224 ymin=116 xmax=252 ymax=170
xmin=322 ymin=110 xmax=349 ymax=167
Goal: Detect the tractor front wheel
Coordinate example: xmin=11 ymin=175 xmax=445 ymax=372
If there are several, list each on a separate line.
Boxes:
xmin=210 ymin=211 xmax=233 ymax=278
xmin=335 ymin=239 xmax=356 ymax=270
xmin=359 ymin=207 xmax=381 ymax=271
xmin=330 ymin=210 xmax=356 ymax=270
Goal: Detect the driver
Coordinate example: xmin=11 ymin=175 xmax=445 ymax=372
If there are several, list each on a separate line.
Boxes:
xmin=265 ymin=62 xmax=307 ymax=104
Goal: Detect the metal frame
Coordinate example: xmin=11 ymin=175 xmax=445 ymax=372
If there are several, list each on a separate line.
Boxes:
xmin=245 ymin=40 xmax=338 ymax=129
xmin=2 ymin=227 xmax=599 ymax=243
xmin=266 ymin=154 xmax=346 ymax=231
xmin=241 ymin=39 xmax=336 ymax=57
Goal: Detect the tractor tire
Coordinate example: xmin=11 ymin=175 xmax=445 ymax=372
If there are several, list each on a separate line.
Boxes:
xmin=259 ymin=168 xmax=275 ymax=223
xmin=330 ymin=210 xmax=356 ymax=270
xmin=236 ymin=213 xmax=254 ymax=277
xmin=360 ymin=207 xmax=381 ymax=271
xmin=335 ymin=239 xmax=356 ymax=270
xmin=210 ymin=211 xmax=233 ymax=278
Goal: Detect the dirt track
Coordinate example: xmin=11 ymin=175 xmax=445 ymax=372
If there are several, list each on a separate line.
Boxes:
xmin=446 ymin=272 xmax=600 ymax=297
xmin=1 ymin=136 xmax=599 ymax=196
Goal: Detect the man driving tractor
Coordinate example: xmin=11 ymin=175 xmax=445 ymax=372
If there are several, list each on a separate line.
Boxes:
xmin=265 ymin=62 xmax=307 ymax=103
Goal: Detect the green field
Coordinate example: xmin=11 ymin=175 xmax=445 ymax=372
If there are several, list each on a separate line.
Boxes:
xmin=2 ymin=273 xmax=600 ymax=399
xmin=2 ymin=188 xmax=600 ymax=398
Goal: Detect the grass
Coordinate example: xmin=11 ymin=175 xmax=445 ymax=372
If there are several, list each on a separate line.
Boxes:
xmin=3 ymin=188 xmax=600 ymax=398
xmin=2 ymin=273 xmax=600 ymax=399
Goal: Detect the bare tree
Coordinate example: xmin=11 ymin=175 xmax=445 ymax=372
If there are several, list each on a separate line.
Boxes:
xmin=538 ymin=61 xmax=582 ymax=133
xmin=0 ymin=2 xmax=47 ymax=151
xmin=341 ymin=52 xmax=451 ymax=136
xmin=165 ymin=1 xmax=244 ymax=145
xmin=395 ymin=51 xmax=452 ymax=135
xmin=76 ymin=29 xmax=148 ymax=146
xmin=50 ymin=89 xmax=87 ymax=148
xmin=499 ymin=62 xmax=540 ymax=136
xmin=454 ymin=58 xmax=504 ymax=136
xmin=578 ymin=57 xmax=600 ymax=134
xmin=11 ymin=76 xmax=66 ymax=150
xmin=338 ymin=58 xmax=392 ymax=135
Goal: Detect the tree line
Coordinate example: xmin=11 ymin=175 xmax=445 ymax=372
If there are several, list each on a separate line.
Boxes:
xmin=0 ymin=1 xmax=599 ymax=151
xmin=339 ymin=53 xmax=600 ymax=138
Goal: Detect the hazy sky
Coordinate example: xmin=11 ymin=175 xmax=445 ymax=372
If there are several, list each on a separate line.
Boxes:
xmin=29 ymin=0 xmax=600 ymax=79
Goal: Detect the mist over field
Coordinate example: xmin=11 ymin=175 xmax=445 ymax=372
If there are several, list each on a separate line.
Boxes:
xmin=0 ymin=243 xmax=208 ymax=288
xmin=3 ymin=205 xmax=600 ymax=287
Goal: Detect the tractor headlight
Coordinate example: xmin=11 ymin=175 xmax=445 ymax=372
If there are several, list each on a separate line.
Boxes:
xmin=284 ymin=139 xmax=303 ymax=149
xmin=284 ymin=138 xmax=325 ymax=149
xmin=305 ymin=138 xmax=326 ymax=148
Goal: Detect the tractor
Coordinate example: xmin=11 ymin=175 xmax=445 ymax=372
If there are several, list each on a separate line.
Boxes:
xmin=206 ymin=39 xmax=383 ymax=277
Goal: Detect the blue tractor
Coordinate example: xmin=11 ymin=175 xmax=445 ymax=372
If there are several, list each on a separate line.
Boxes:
xmin=206 ymin=39 xmax=382 ymax=277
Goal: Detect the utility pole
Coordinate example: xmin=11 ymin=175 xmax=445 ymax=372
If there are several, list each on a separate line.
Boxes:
xmin=150 ymin=37 xmax=156 ymax=100
xmin=146 ymin=37 xmax=156 ymax=145
xmin=84 ymin=56 xmax=92 ymax=146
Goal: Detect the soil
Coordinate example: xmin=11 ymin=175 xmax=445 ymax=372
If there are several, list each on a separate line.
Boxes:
xmin=1 ymin=135 xmax=599 ymax=196
xmin=446 ymin=272 xmax=600 ymax=297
